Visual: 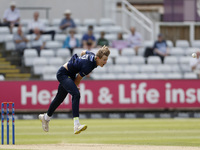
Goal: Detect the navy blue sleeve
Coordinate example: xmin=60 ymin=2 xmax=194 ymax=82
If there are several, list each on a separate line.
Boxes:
xmin=86 ymin=51 xmax=95 ymax=55
xmin=79 ymin=65 xmax=93 ymax=77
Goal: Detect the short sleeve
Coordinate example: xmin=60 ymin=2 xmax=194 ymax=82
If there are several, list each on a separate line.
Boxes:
xmin=86 ymin=51 xmax=95 ymax=55
xmin=79 ymin=65 xmax=93 ymax=77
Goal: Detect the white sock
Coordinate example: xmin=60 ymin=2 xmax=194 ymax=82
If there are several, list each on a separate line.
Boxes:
xmin=74 ymin=117 xmax=80 ymax=126
xmin=44 ymin=113 xmax=51 ymax=121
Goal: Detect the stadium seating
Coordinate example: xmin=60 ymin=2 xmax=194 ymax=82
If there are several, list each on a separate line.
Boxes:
xmin=56 ymin=48 xmax=71 ymax=60
xmin=140 ymin=65 xmax=156 ymax=73
xmin=0 ymin=75 xmax=5 ymax=81
xmin=183 ymin=72 xmax=197 ymax=79
xmin=191 ymin=40 xmax=200 ymax=48
xmin=33 ymin=58 xmax=48 ymax=75
xmin=107 ymin=65 xmax=124 ymax=73
xmin=99 ymin=18 xmax=114 ymax=26
xmin=45 ymin=41 xmax=62 ymax=50
xmin=124 ymin=65 xmax=139 ymax=73
xmin=147 ymin=56 xmax=162 ymax=65
xmin=175 ymin=40 xmax=189 ymax=49
xmin=132 ymin=73 xmax=149 ymax=79
xmin=116 ymin=73 xmax=133 ymax=79
xmin=121 ymin=48 xmax=135 ymax=56
xmin=115 ymin=56 xmax=130 ymax=65
xmin=0 ymin=15 xmax=197 ymax=81
xmin=42 ymin=66 xmax=57 ymax=80
xmin=23 ymin=49 xmax=38 ymax=66
xmin=149 ymin=73 xmax=166 ymax=79
xmin=166 ymin=73 xmax=182 ymax=79
xmin=164 ymin=56 xmax=178 ymax=64
xmin=130 ymin=56 xmax=145 ymax=65
xmin=170 ymin=47 xmax=185 ymax=56
xmin=156 ymin=64 xmax=172 ymax=73
xmin=48 ymin=57 xmax=64 ymax=69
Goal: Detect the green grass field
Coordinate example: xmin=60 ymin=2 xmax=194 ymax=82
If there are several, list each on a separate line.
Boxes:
xmin=1 ymin=118 xmax=200 ymax=146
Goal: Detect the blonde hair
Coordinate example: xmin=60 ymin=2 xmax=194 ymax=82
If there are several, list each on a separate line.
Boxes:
xmin=96 ymin=45 xmax=110 ymax=58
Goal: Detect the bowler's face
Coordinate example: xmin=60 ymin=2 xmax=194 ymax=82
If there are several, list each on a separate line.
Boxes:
xmin=97 ymin=55 xmax=108 ymax=67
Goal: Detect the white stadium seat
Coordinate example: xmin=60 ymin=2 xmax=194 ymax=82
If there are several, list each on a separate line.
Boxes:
xmin=140 ymin=65 xmax=156 ymax=73
xmin=170 ymin=47 xmax=185 ymax=56
xmin=121 ymin=48 xmax=135 ymax=56
xmin=73 ymin=48 xmax=84 ymax=56
xmin=185 ymin=48 xmax=197 ymax=56
xmin=83 ymin=19 xmax=97 ymax=26
xmin=5 ymin=42 xmax=15 ymax=51
xmin=77 ymin=26 xmax=88 ymax=34
xmin=179 ymin=56 xmax=191 ymax=64
xmin=191 ymin=40 xmax=200 ymax=48
xmin=41 ymin=35 xmax=51 ymax=42
xmin=171 ymin=65 xmax=181 ymax=73
xmin=143 ymin=40 xmax=154 ymax=48
xmin=0 ymin=27 xmax=10 ymax=34
xmin=130 ymin=56 xmax=145 ymax=65
xmin=0 ymin=75 xmax=5 ymax=81
xmin=40 ymin=50 xmax=55 ymax=58
xmin=117 ymin=73 xmax=133 ymax=79
xmin=149 ymin=73 xmax=166 ymax=79
xmin=108 ymin=65 xmax=124 ymax=73
xmin=166 ymin=73 xmax=182 ymax=79
xmin=164 ymin=56 xmax=178 ymax=64
xmin=138 ymin=47 xmax=146 ymax=56
xmin=40 ymin=19 xmax=50 ymax=26
xmin=55 ymin=34 xmax=66 ymax=42
xmin=124 ymin=65 xmax=139 ymax=73
xmin=176 ymin=40 xmax=189 ymax=49
xmin=48 ymin=57 xmax=64 ymax=69
xmin=45 ymin=41 xmax=62 ymax=49
xmin=33 ymin=58 xmax=48 ymax=75
xmin=92 ymin=66 xmax=107 ymax=73
xmin=5 ymin=34 xmax=14 ymax=42
xmin=21 ymin=19 xmax=32 ymax=26
xmin=42 ymin=66 xmax=57 ymax=80
xmin=180 ymin=64 xmax=192 ymax=72
xmin=115 ymin=56 xmax=130 ymax=65
xmin=101 ymin=73 xmax=117 ymax=80
xmin=51 ymin=18 xmax=61 ymax=26
xmin=132 ymin=73 xmax=149 ymax=79
xmin=156 ymin=64 xmax=172 ymax=73
xmin=108 ymin=48 xmax=119 ymax=58
xmin=93 ymin=26 xmax=106 ymax=34
xmin=166 ymin=40 xmax=174 ymax=48
xmin=74 ymin=19 xmax=81 ymax=26
xmin=106 ymin=58 xmax=113 ymax=66
xmin=104 ymin=34 xmax=117 ymax=41
xmin=147 ymin=56 xmax=162 ymax=65
xmin=56 ymin=48 xmax=71 ymax=60
xmin=183 ymin=73 xmax=197 ymax=79
xmin=23 ymin=49 xmax=38 ymax=66
xmin=99 ymin=18 xmax=114 ymax=26
xmin=107 ymin=26 xmax=122 ymax=34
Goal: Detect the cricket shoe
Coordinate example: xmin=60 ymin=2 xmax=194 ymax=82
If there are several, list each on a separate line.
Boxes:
xmin=74 ymin=124 xmax=87 ymax=134
xmin=39 ymin=113 xmax=49 ymax=132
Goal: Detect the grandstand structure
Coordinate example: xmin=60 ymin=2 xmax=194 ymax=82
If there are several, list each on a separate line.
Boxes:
xmin=0 ymin=0 xmax=199 ymax=80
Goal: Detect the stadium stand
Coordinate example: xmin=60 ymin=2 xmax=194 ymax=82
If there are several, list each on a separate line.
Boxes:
xmin=0 ymin=0 xmax=198 ymax=81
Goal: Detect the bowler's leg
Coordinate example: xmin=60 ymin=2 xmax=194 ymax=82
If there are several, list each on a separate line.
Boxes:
xmin=47 ymin=84 xmax=68 ymax=117
xmin=59 ymin=77 xmax=87 ymax=134
xmin=39 ymin=84 xmax=67 ymax=132
xmin=59 ymin=78 xmax=80 ymax=118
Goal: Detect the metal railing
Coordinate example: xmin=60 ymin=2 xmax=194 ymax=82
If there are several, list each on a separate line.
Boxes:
xmin=104 ymin=0 xmax=154 ymax=41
